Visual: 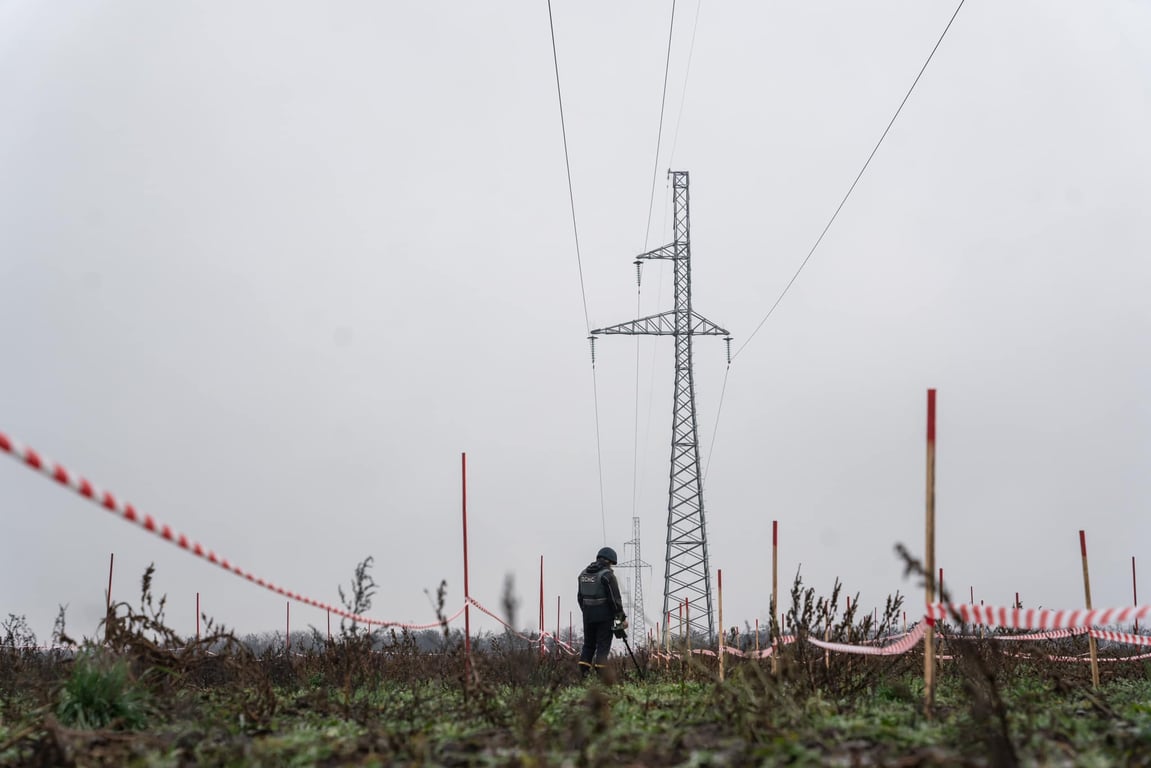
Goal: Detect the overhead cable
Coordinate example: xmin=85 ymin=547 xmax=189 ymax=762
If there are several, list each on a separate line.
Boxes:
xmin=732 ymin=0 xmax=967 ymax=360
xmin=546 ymin=0 xmax=608 ymax=542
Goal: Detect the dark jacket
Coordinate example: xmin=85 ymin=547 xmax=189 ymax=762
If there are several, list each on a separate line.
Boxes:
xmin=577 ymin=560 xmax=625 ymax=623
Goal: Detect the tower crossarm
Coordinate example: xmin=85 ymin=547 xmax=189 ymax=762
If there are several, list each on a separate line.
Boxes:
xmin=636 ymin=243 xmax=678 ymax=261
xmin=591 ymin=310 xmax=729 ymax=337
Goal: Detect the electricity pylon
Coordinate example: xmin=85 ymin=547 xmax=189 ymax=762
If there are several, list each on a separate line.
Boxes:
xmin=590 ymin=170 xmax=730 ymax=643
xmin=618 ymin=516 xmax=651 ymax=646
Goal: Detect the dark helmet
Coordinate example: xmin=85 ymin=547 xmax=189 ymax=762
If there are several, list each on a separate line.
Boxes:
xmin=597 ymin=546 xmax=618 ymax=565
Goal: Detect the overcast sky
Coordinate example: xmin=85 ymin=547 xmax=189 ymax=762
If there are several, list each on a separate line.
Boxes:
xmin=2 ymin=1 xmax=1149 ymax=645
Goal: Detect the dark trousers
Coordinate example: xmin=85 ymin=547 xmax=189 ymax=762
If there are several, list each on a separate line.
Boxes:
xmin=579 ymin=618 xmax=613 ymax=671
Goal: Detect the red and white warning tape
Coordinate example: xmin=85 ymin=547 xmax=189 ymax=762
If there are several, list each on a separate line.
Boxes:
xmin=464 ymin=596 xmax=577 ymax=655
xmin=0 ymin=429 xmax=460 ymax=631
xmin=1046 ymin=652 xmax=1151 ymax=663
xmin=1088 ymin=629 xmax=1151 ymax=647
xmin=807 ymin=622 xmax=928 ymax=656
xmin=947 ymin=627 xmax=1089 ymax=642
xmin=927 ymin=603 xmax=1151 ymax=629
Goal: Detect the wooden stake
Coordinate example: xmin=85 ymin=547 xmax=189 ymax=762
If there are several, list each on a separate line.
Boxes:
xmin=1133 ymin=556 xmax=1139 ymax=634
xmin=718 ymin=569 xmax=725 ymax=682
xmin=538 ymin=555 xmax=545 ymax=658
xmin=105 ymin=553 xmax=114 ymax=644
xmin=685 ymin=598 xmax=691 ymax=655
xmin=461 ymin=453 xmax=472 ymax=684
xmin=924 ymin=389 xmax=937 ymax=717
xmin=1080 ymin=530 xmax=1100 ymax=689
xmin=824 ymin=610 xmax=831 ymax=670
xmin=771 ymin=520 xmax=779 ymax=676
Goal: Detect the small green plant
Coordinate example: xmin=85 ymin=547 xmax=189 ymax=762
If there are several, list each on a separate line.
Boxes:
xmin=57 ymin=653 xmax=149 ymax=730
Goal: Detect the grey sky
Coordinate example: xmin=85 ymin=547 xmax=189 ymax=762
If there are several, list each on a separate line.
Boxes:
xmin=2 ymin=1 xmax=1149 ymax=643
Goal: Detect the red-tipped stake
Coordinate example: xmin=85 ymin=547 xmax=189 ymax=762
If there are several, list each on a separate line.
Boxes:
xmin=538 ymin=556 xmax=545 ymax=658
xmin=1080 ymin=530 xmax=1100 ymax=689
xmin=1134 ymin=557 xmax=1140 ymax=634
xmin=924 ymin=389 xmax=938 ymax=717
xmin=105 ymin=553 xmax=115 ymax=645
xmin=685 ymin=598 xmax=691 ymax=654
xmin=461 ymin=453 xmax=471 ymax=685
xmin=772 ymin=520 xmax=779 ymax=676
xmin=718 ymin=569 xmax=725 ymax=682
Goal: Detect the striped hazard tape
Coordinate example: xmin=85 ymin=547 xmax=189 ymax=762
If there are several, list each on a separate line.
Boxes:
xmin=0 ymin=429 xmax=461 ymax=630
xmin=807 ymin=622 xmax=928 ymax=656
xmin=927 ymin=603 xmax=1151 ymax=629
xmin=1089 ymin=629 xmax=1151 ymax=647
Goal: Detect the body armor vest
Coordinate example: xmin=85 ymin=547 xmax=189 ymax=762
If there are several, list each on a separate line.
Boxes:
xmin=579 ymin=568 xmax=609 ymax=606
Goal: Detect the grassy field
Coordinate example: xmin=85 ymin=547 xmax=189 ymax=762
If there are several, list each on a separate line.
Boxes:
xmin=3 ymin=569 xmax=1150 ymax=766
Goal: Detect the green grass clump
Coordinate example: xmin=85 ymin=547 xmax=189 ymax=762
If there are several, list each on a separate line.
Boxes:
xmin=56 ymin=653 xmax=150 ymax=730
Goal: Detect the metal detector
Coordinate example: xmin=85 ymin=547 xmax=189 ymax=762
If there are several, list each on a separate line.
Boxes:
xmin=616 ymin=629 xmax=645 ymax=679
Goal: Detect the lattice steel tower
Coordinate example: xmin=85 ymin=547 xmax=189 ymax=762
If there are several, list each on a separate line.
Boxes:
xmin=591 ymin=170 xmax=730 ymax=642
xmin=618 ymin=516 xmax=651 ymax=646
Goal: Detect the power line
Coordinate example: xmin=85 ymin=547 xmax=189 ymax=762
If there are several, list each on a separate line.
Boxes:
xmin=546 ymin=0 xmax=591 ymax=335
xmin=702 ymin=364 xmax=729 ymax=486
xmin=703 ymin=0 xmax=967 ymax=487
xmin=641 ymin=0 xmax=677 ymax=251
xmin=669 ymin=0 xmax=703 ymax=167
xmin=634 ymin=1 xmax=678 ymax=523
xmin=546 ymin=0 xmax=607 ymax=542
xmin=732 ymin=0 xmax=967 ymax=360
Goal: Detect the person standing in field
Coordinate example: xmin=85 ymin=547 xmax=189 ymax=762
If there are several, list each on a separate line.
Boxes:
xmin=577 ymin=546 xmax=627 ymax=677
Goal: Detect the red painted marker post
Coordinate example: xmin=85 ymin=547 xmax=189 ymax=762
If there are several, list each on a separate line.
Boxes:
xmin=925 ymin=389 xmax=937 ymax=717
xmin=685 ymin=598 xmax=691 ymax=655
xmin=105 ymin=553 xmax=115 ymax=644
xmin=718 ymin=569 xmax=725 ymax=682
xmin=1080 ymin=530 xmax=1100 ymax=689
xmin=461 ymin=453 xmax=471 ymax=684
xmin=1134 ymin=557 xmax=1139 ymax=633
xmin=772 ymin=520 xmax=779 ymax=676
xmin=538 ymin=556 xmax=545 ymax=657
